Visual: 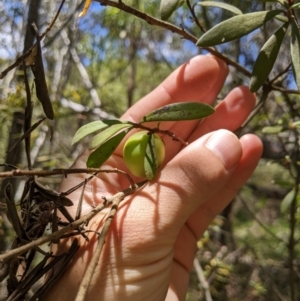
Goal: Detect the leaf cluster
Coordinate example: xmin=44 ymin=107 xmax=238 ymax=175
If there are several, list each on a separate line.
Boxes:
xmin=160 ymin=0 xmax=300 ymax=92
xmin=72 ymin=102 xmax=214 ymax=180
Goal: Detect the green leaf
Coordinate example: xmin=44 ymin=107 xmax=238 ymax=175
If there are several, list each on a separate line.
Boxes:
xmin=140 ymin=102 xmax=214 ymax=123
xmin=197 ymin=1 xmax=242 ymax=15
xmin=72 ymin=119 xmax=123 ymax=145
xmin=144 ymin=134 xmax=157 ymax=181
xmin=89 ymin=123 xmax=133 ymax=150
xmin=280 ymin=189 xmax=296 ymax=213
xmin=275 ymin=15 xmax=289 ymax=23
xmin=261 ymin=125 xmax=284 ymax=134
xmin=250 ymin=22 xmax=289 ymax=92
xmin=291 ymin=18 xmax=300 ymax=90
xmin=160 ymin=0 xmax=182 ymax=20
xmin=291 ymin=120 xmax=300 ymax=128
xmin=86 ymin=131 xmax=127 ymax=168
xmin=196 ymin=10 xmax=283 ymax=47
xmin=291 ymin=3 xmax=300 ymax=9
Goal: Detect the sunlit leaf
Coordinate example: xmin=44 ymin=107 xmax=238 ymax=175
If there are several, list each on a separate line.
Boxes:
xmin=261 ymin=125 xmax=284 ymax=134
xmin=291 ymin=121 xmax=300 ymax=128
xmin=79 ymin=0 xmax=92 ymax=17
xmin=86 ymin=131 xmax=127 ymax=168
xmin=250 ymin=22 xmax=289 ymax=92
xmin=160 ymin=0 xmax=182 ymax=20
xmin=291 ymin=17 xmax=300 ymax=90
xmin=280 ymin=189 xmax=296 ymax=213
xmin=275 ymin=15 xmax=289 ymax=23
xmin=72 ymin=120 xmax=124 ymax=145
xmin=89 ymin=123 xmax=133 ymax=150
xmin=197 ymin=1 xmax=242 ymax=15
xmin=144 ymin=134 xmax=157 ymax=181
xmin=140 ymin=102 xmax=214 ymax=123
xmin=196 ymin=10 xmax=282 ymax=47
xmin=291 ymin=3 xmax=300 ymax=9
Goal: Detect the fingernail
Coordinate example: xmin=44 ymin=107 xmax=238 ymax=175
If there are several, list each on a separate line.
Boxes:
xmin=205 ymin=130 xmax=241 ymax=169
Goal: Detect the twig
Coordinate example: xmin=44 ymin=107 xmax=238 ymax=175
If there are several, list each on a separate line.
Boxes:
xmin=193 ymin=257 xmax=213 ymax=301
xmin=269 ymin=62 xmax=291 ymax=85
xmin=130 ymin=122 xmax=188 ymax=145
xmin=270 ymin=85 xmax=300 ymax=95
xmin=75 ymin=191 xmax=129 ymax=301
xmin=0 ymin=184 xmax=139 ymax=264
xmin=0 ymin=0 xmax=66 ymax=79
xmin=7 ymin=118 xmax=46 ymax=153
xmin=238 ymin=194 xmax=285 ymax=244
xmin=94 ymin=0 xmax=251 ymax=77
xmin=287 ymin=146 xmax=300 ymax=301
xmin=0 ymin=167 xmax=135 ymax=187
xmin=186 ymin=0 xmax=206 ymax=33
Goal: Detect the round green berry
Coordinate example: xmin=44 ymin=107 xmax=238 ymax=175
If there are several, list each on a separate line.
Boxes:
xmin=123 ymin=131 xmax=165 ymax=178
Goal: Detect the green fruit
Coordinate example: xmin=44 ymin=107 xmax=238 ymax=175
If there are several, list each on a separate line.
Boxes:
xmin=123 ymin=131 xmax=165 ymax=178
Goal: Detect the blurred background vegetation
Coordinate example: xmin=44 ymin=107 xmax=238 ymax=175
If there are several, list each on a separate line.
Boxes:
xmin=0 ymin=0 xmax=299 ymax=300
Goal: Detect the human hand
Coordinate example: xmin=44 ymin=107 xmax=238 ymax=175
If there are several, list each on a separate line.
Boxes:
xmin=44 ymin=55 xmax=263 ymax=301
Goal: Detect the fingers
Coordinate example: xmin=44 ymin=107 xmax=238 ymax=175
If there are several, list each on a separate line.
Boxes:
xmin=163 ymin=86 xmax=257 ymax=162
xmin=188 ymin=86 xmax=256 ymax=142
xmin=121 ymin=55 xmax=228 ymax=123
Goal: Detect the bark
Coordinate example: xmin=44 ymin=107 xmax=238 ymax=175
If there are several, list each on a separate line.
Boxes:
xmin=0 ymin=0 xmax=42 ymax=250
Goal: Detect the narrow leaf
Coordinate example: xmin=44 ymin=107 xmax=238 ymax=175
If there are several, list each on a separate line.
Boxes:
xmin=87 ymin=131 xmax=128 ymax=168
xmin=197 ymin=1 xmax=242 ymax=15
xmin=291 ymin=18 xmax=300 ymax=90
xmin=72 ymin=120 xmax=124 ymax=145
xmin=280 ymin=189 xmax=296 ymax=213
xmin=79 ymin=0 xmax=92 ymax=17
xmin=275 ymin=15 xmax=289 ymax=23
xmin=261 ymin=125 xmax=283 ymax=134
xmin=160 ymin=0 xmax=181 ymax=20
xmin=291 ymin=3 xmax=300 ymax=9
xmin=140 ymin=102 xmax=214 ymax=123
xmin=291 ymin=121 xmax=300 ymax=128
xmin=144 ymin=134 xmax=157 ymax=181
xmin=197 ymin=10 xmax=282 ymax=47
xmin=250 ymin=22 xmax=289 ymax=92
xmin=31 ymin=24 xmax=54 ymax=120
xmin=4 ymin=184 xmax=26 ymax=240
xmin=89 ymin=123 xmax=133 ymax=150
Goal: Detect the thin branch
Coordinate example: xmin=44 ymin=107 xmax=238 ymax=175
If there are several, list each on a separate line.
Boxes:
xmin=94 ymin=0 xmax=251 ymax=77
xmin=7 ymin=118 xmax=46 ymax=153
xmin=238 ymin=194 xmax=285 ymax=244
xmin=186 ymin=0 xmax=206 ymax=33
xmin=130 ymin=122 xmax=188 ymax=145
xmin=193 ymin=257 xmax=213 ymax=301
xmin=270 ymin=84 xmax=300 ymax=95
xmin=0 ymin=184 xmax=140 ymax=264
xmin=75 ymin=191 xmax=126 ymax=301
xmin=0 ymin=0 xmax=67 ymax=79
xmin=269 ymin=62 xmax=291 ymax=85
xmin=287 ymin=134 xmax=300 ymax=301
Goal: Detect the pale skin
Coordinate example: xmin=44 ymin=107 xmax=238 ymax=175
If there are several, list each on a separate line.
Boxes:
xmin=44 ymin=55 xmax=263 ymax=301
